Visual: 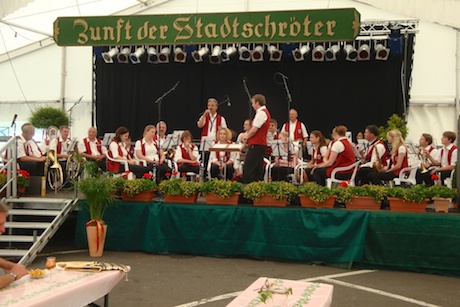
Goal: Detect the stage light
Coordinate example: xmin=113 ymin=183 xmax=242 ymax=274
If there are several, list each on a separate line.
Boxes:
xmin=129 ymin=47 xmax=145 ymax=64
xmin=344 ymin=44 xmax=357 ymax=62
xmin=158 ymin=47 xmax=170 ymax=63
xmin=117 ymin=47 xmax=130 ymax=63
xmin=221 ymin=47 xmax=236 ymax=62
xmin=192 ymin=46 xmax=209 ymax=63
xmin=268 ymin=45 xmax=282 ymax=62
xmin=375 ymin=44 xmax=390 ymax=60
xmin=174 ymin=47 xmax=187 ymax=63
xmin=147 ymin=47 xmax=158 ymax=63
xmin=102 ymin=47 xmax=118 ymax=63
xmin=292 ymin=44 xmax=310 ymax=62
xmin=209 ymin=46 xmax=222 ymax=64
xmin=251 ymin=45 xmax=264 ymax=62
xmin=325 ymin=45 xmax=340 ymax=61
xmin=239 ymin=46 xmax=251 ymax=62
xmin=358 ymin=44 xmax=370 ymax=61
xmin=312 ymin=45 xmax=325 ymax=62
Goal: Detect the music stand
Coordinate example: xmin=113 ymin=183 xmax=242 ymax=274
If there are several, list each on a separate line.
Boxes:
xmin=199 ymin=136 xmax=215 ymax=181
xmin=357 ymin=139 xmax=369 ymax=152
xmin=406 ymin=140 xmax=418 ymax=155
xmin=271 ymin=140 xmax=294 ymax=181
xmin=102 ymin=133 xmax=115 ymax=148
xmin=172 ymin=130 xmax=184 ymax=145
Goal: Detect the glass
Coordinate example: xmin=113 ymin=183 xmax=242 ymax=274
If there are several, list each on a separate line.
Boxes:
xmin=46 ymin=256 xmax=56 ymax=282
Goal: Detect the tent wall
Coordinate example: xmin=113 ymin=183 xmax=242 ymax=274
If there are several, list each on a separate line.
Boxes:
xmin=0 ymin=0 xmax=457 ymax=142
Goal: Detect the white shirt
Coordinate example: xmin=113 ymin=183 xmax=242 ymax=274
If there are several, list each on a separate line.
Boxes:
xmin=174 ymin=144 xmax=200 ymax=163
xmin=198 ymin=113 xmax=227 ymax=140
xmin=331 ymin=137 xmax=347 ymax=154
xmin=252 ymin=106 xmax=268 ymax=128
xmin=17 ymin=135 xmax=42 ymax=158
xmin=438 ymin=144 xmax=457 ymax=167
xmin=109 ymin=141 xmax=128 ymax=159
xmin=281 ymin=120 xmax=309 ymax=141
xmin=78 ymin=137 xmax=107 ymax=156
xmin=134 ymin=138 xmax=159 ymax=161
xmin=209 ymin=143 xmax=238 ymax=164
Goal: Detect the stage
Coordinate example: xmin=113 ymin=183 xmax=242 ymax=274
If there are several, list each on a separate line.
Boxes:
xmin=75 ymin=201 xmax=460 ymax=276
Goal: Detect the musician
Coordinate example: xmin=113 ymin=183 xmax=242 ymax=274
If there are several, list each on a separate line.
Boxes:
xmin=303 ymin=130 xmax=329 ymax=182
xmin=368 ymin=129 xmax=409 ymax=185
xmin=154 ymin=121 xmax=167 ymax=144
xmin=135 ymin=125 xmax=171 ymax=182
xmin=426 ymin=131 xmax=457 ymax=184
xmin=16 ymin=123 xmax=46 ymax=176
xmin=270 ymin=131 xmax=298 ymax=182
xmin=174 ymin=130 xmax=200 ymax=175
xmin=312 ymin=125 xmax=356 ymax=186
xmin=197 ymin=98 xmax=227 ymax=140
xmin=107 ymin=126 xmax=148 ymax=178
xmin=265 ymin=119 xmax=279 ymax=159
xmin=281 ymin=109 xmax=309 ymax=145
xmin=235 ymin=119 xmax=251 ymax=179
xmin=242 ymin=94 xmax=271 ymax=183
xmin=209 ymin=128 xmax=237 ymax=180
xmin=356 ymin=125 xmax=389 ymax=185
xmin=415 ymin=133 xmax=439 ymax=186
xmin=78 ymin=127 xmax=107 ymax=171
xmin=236 ymin=119 xmax=251 ymax=143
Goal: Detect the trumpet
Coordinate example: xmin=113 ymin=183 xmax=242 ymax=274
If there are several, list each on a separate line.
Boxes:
xmin=418 ymin=146 xmax=429 ymax=174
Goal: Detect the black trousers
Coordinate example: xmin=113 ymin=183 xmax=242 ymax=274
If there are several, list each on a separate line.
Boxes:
xmin=18 ymin=161 xmax=45 ymax=176
xmin=146 ymin=162 xmax=171 ymax=182
xmin=312 ymin=167 xmax=352 ymax=186
xmin=416 ymin=169 xmax=434 ymax=186
xmin=356 ymin=167 xmax=374 ymax=186
xmin=178 ymin=163 xmax=200 ymax=174
xmin=210 ymin=164 xmax=234 ymax=180
xmin=271 ymin=166 xmax=294 ymax=182
xmin=120 ymin=164 xmax=150 ymax=179
xmin=243 ymin=145 xmax=266 ymax=183
xmin=368 ymin=171 xmax=396 ymax=185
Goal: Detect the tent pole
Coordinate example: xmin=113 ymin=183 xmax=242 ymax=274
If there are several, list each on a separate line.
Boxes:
xmin=60 ymin=46 xmax=67 ymax=112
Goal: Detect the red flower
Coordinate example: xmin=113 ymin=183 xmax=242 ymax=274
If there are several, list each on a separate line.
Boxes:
xmin=181 ymin=172 xmax=186 ymax=177
xmin=431 ymin=174 xmax=439 ymax=180
xmin=143 ymin=173 xmax=153 ymax=179
xmin=172 ymin=171 xmax=178 ymax=176
xmin=17 ymin=170 xmax=30 ymax=179
xmin=1 ymin=170 xmax=7 ymax=175
xmin=165 ymin=172 xmax=171 ymax=177
xmin=339 ymin=181 xmax=348 ymax=187
xmin=122 ymin=171 xmax=131 ymax=179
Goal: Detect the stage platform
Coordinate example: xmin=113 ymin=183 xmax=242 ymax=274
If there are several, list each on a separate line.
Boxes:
xmin=74 ymin=201 xmax=460 ymax=276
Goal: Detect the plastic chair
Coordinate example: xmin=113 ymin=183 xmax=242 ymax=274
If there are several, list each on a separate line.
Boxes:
xmin=326 ymin=161 xmax=360 ymax=189
xmin=444 ymin=170 xmax=455 ymax=188
xmin=393 ymin=161 xmax=420 ymax=186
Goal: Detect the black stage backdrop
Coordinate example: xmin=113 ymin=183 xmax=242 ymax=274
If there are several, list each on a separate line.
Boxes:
xmin=95 ymin=51 xmax=405 ymax=141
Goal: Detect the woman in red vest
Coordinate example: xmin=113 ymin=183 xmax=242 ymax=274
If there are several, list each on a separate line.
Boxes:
xmin=174 ymin=130 xmax=200 ymax=176
xmin=270 ymin=131 xmax=298 ymax=181
xmin=311 ymin=125 xmax=356 ymax=186
xmin=107 ymin=126 xmax=148 ymax=178
xmin=303 ymin=130 xmax=329 ymax=182
xmin=209 ymin=128 xmax=236 ymax=180
xmin=368 ymin=129 xmax=409 ymax=185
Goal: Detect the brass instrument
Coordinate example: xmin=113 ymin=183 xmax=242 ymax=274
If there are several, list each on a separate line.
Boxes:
xmin=418 ymin=146 xmax=429 ymax=174
xmin=371 ymin=146 xmax=385 ymax=173
xmin=46 ymin=149 xmax=63 ymax=191
xmin=66 ymin=139 xmax=82 ymax=180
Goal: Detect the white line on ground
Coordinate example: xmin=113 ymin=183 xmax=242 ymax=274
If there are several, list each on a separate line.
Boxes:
xmin=174 ymin=269 xmax=377 ymax=307
xmin=321 ymin=278 xmax=441 ymax=307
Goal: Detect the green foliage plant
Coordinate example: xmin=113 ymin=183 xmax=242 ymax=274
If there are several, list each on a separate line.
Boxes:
xmin=122 ymin=179 xmax=157 ymax=197
xmin=243 ymin=181 xmax=297 ymax=201
xmin=378 ymin=114 xmax=408 ymax=141
xmin=297 ymin=182 xmax=333 ymax=204
xmin=158 ymin=178 xmax=200 ymax=198
xmin=427 ymin=185 xmax=456 ymax=199
xmin=403 ymin=184 xmax=429 ymax=203
xmin=199 ymin=179 xmax=243 ymax=198
xmin=78 ymin=176 xmax=116 ymax=224
xmin=83 ymin=161 xmax=102 ymax=178
xmin=358 ymin=185 xmax=388 ymax=203
xmin=29 ymin=106 xmax=69 ymax=129
xmin=334 ymin=186 xmax=355 ymax=203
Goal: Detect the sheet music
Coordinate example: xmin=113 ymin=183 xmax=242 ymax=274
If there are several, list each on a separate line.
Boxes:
xmin=102 ymin=133 xmax=115 ymax=147
xmin=357 ymin=139 xmax=369 ymax=151
xmin=160 ymin=135 xmax=176 ymax=150
xmin=270 ymin=140 xmax=294 ymax=157
xmin=200 ymin=136 xmax=215 ymax=151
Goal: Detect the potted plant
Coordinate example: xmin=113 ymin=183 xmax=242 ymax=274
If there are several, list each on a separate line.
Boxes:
xmin=427 ymin=185 xmax=456 ymax=212
xmin=29 ymin=106 xmax=69 ymax=129
xmin=78 ymin=176 xmax=116 ymax=257
xmin=158 ymin=178 xmax=201 ymax=204
xmin=333 ymin=186 xmax=355 ymax=208
xmin=0 ymin=171 xmax=6 ymax=196
xmin=347 ymin=185 xmax=386 ymax=211
xmin=297 ymin=182 xmax=335 ymax=208
xmin=200 ymin=179 xmax=243 ymax=205
xmin=121 ymin=176 xmax=157 ymax=202
xmin=243 ymin=181 xmax=297 ymax=207
xmin=17 ymin=169 xmax=31 ymax=193
xmin=388 ymin=185 xmax=428 ymax=213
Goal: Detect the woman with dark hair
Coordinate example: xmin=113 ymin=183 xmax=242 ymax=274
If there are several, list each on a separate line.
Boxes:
xmin=303 ymin=130 xmax=329 ymax=182
xmin=107 ymin=126 xmax=148 ymax=178
xmin=174 ymin=130 xmax=200 ymax=175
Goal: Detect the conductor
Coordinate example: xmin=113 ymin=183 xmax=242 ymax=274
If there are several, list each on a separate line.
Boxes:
xmin=242 ymin=94 xmax=271 ymax=183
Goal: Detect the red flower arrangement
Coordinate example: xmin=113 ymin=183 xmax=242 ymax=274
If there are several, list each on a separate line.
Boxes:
xmin=142 ymin=173 xmax=153 ymax=179
xmin=431 ymin=174 xmax=439 ymax=181
xmin=339 ymin=181 xmax=349 ymax=187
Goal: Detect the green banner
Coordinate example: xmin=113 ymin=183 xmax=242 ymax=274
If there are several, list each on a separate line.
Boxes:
xmin=54 ymin=9 xmax=360 ymax=46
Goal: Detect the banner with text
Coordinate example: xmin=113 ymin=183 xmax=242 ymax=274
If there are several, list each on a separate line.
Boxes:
xmin=54 ymin=9 xmax=360 ymax=46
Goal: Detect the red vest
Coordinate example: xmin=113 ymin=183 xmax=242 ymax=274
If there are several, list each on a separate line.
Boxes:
xmin=440 ymin=145 xmax=457 ymax=166
xmin=178 ymin=144 xmax=199 ymax=167
xmin=201 ymin=113 xmax=223 ymax=138
xmin=365 ymin=140 xmax=389 ymax=166
xmin=107 ymin=141 xmax=125 ymax=173
xmin=140 ymin=139 xmax=158 ymax=157
xmin=248 ymin=108 xmax=271 ymax=146
xmin=56 ymin=138 xmax=71 ymax=154
xmin=83 ymin=138 xmax=102 ymax=155
xmin=284 ymin=121 xmax=304 ymax=140
xmin=391 ymin=147 xmax=409 ymax=175
xmin=312 ymin=146 xmax=324 ymax=165
xmin=214 ymin=141 xmax=232 ymax=162
xmin=326 ymin=139 xmax=356 ymax=177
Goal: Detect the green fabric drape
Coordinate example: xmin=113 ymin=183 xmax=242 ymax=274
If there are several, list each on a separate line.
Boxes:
xmin=75 ymin=202 xmax=369 ymax=263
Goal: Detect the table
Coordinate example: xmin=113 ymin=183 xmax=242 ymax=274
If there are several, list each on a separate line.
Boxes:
xmin=227 ymin=277 xmax=333 ymax=307
xmin=0 ymin=266 xmax=129 ymax=307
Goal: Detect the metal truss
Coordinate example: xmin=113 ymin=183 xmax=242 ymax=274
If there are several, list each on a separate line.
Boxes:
xmin=359 ymin=20 xmax=419 ymax=36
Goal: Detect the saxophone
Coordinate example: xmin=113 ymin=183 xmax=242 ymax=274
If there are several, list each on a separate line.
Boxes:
xmin=371 ymin=145 xmax=385 ymax=173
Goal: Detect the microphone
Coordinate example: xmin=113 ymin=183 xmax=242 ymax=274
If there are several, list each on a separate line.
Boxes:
xmin=11 ymin=114 xmax=17 ymax=128
xmin=172 ymin=81 xmax=180 ymax=90
xmin=227 ymin=100 xmax=231 ymax=107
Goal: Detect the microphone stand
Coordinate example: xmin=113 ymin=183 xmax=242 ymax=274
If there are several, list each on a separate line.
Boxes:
xmin=67 ymin=95 xmax=84 ymax=134
xmin=155 ymin=81 xmax=180 ymax=122
xmin=196 ymin=95 xmax=230 ymax=117
xmin=243 ymin=79 xmax=253 ymax=119
xmin=10 ymin=114 xmax=18 ymax=136
xmin=276 ymin=72 xmax=293 ymax=169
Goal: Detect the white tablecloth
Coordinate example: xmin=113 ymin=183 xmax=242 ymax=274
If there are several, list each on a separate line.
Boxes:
xmin=227 ymin=277 xmax=333 ymax=307
xmin=0 ymin=266 xmax=129 ymax=307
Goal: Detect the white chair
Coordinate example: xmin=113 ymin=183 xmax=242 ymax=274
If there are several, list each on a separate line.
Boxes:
xmin=326 ymin=161 xmax=361 ymax=189
xmin=393 ymin=161 xmax=420 ymax=186
xmin=106 ymin=153 xmax=130 ymax=172
xmin=444 ymin=169 xmax=455 ymax=188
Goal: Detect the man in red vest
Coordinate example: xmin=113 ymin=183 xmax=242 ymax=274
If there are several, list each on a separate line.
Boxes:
xmin=427 ymin=131 xmax=457 ymax=184
xmin=79 ymin=127 xmax=107 ymax=171
xmin=16 ymin=123 xmax=46 ymax=176
xmin=242 ymin=94 xmax=271 ymax=183
xmin=281 ymin=109 xmax=308 ymax=145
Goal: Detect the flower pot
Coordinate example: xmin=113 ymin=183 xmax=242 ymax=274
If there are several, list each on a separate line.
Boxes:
xmin=432 ymin=197 xmax=451 ymax=213
xmin=253 ymin=194 xmax=287 ymax=207
xmin=164 ymin=193 xmax=198 ymax=204
xmin=121 ymin=190 xmax=155 ymax=202
xmin=299 ymin=195 xmax=336 ymax=208
xmin=18 ymin=186 xmax=26 ymax=195
xmin=346 ymin=196 xmax=381 ymax=211
xmin=388 ymin=197 xmax=427 ymax=213
xmin=205 ymin=192 xmax=240 ymax=205
xmin=86 ymin=223 xmax=107 ymax=257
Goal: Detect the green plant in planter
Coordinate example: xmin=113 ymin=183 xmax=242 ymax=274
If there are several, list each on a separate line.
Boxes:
xmin=243 ymin=181 xmax=297 ymax=201
xmin=0 ymin=172 xmax=6 ymax=188
xmin=83 ymin=161 xmax=102 ymax=178
xmin=427 ymin=185 xmax=456 ymax=199
xmin=403 ymin=184 xmax=429 ymax=203
xmin=379 ymin=114 xmax=408 ymax=141
xmin=199 ymin=179 xmax=243 ymax=198
xmin=158 ymin=178 xmax=201 ymax=198
xmin=29 ymin=106 xmax=69 ymax=128
xmin=122 ymin=179 xmax=157 ymax=197
xmin=78 ymin=177 xmax=116 ymax=225
xmin=386 ymin=186 xmax=406 ymax=199
xmin=334 ymin=186 xmax=355 ymax=203
xmin=297 ymin=182 xmax=333 ymax=204
xmin=358 ymin=185 xmax=388 ymax=203
xmin=108 ymin=177 xmax=126 ymax=192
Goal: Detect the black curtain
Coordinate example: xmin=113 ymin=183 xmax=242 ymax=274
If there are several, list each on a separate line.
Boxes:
xmin=95 ymin=48 xmax=405 ymax=141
